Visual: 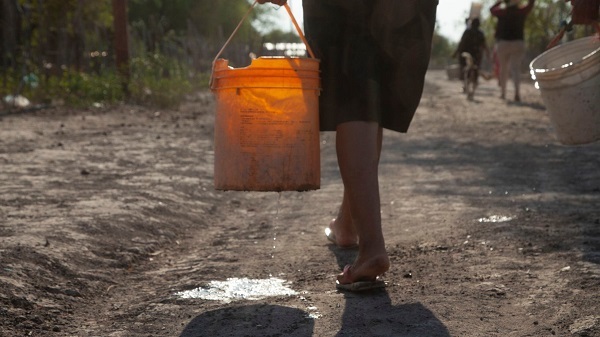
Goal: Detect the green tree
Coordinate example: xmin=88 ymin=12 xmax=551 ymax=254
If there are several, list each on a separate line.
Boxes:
xmin=127 ymin=0 xmax=264 ymax=67
xmin=1 ymin=0 xmax=298 ymax=107
xmin=430 ymin=26 xmax=456 ymax=68
xmin=18 ymin=0 xmax=113 ymax=69
xmin=262 ymin=29 xmax=301 ymax=43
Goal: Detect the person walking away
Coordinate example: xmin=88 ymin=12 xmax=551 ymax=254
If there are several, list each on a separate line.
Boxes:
xmin=490 ymin=0 xmax=535 ymax=102
xmin=452 ymin=18 xmax=489 ymax=92
xmin=567 ymin=0 xmax=600 ymax=28
xmin=258 ymin=0 xmax=438 ymax=291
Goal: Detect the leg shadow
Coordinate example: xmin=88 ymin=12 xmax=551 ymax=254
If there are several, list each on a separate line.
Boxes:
xmin=337 ymin=290 xmax=451 ymax=337
xmin=179 ymin=304 xmax=314 ymax=337
xmin=329 ymin=247 xmax=451 ymax=337
xmin=328 ymin=244 xmax=358 ymax=270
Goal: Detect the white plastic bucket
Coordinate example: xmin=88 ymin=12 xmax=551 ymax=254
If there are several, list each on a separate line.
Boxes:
xmin=469 ymin=2 xmax=483 ymax=19
xmin=530 ymin=36 xmax=600 ymax=145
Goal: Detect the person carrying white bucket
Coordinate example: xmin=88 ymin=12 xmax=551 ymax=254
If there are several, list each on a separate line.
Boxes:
xmin=490 ymin=0 xmax=535 ymax=102
xmin=547 ymin=0 xmax=600 ymax=49
xmin=470 ymin=2 xmax=483 ymax=20
xmin=258 ymin=0 xmax=438 ymax=292
xmin=529 ymin=0 xmax=600 ymax=145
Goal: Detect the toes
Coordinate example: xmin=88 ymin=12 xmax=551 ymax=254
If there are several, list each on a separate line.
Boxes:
xmin=336 ymin=265 xmax=353 ymax=284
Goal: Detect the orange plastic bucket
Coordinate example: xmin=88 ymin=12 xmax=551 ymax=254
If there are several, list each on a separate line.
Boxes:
xmin=211 ymin=3 xmax=321 ymax=191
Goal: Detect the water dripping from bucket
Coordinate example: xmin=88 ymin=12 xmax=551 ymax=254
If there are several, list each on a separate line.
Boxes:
xmin=271 ymin=192 xmax=282 ymax=259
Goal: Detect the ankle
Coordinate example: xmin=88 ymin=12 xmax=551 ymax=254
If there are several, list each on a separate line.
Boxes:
xmin=330 ymin=218 xmax=356 ymax=236
xmin=357 ymin=252 xmax=390 ymax=274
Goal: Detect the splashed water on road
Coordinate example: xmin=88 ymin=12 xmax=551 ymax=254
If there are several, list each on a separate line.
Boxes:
xmin=175 ymin=277 xmax=297 ymax=302
xmin=477 ymin=215 xmax=513 ymax=223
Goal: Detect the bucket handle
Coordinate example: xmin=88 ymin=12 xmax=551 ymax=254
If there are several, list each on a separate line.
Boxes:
xmin=212 ymin=0 xmax=316 ymax=63
xmin=210 ymin=1 xmax=316 ymax=88
xmin=283 ymin=3 xmax=316 ymax=59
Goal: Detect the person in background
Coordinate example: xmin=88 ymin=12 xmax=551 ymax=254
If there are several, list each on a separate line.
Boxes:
xmin=546 ymin=0 xmax=599 ymax=49
xmin=452 ymin=18 xmax=490 ymax=89
xmin=490 ymin=0 xmax=535 ymax=102
xmin=566 ymin=0 xmax=599 ymax=26
xmin=258 ymin=0 xmax=438 ymax=291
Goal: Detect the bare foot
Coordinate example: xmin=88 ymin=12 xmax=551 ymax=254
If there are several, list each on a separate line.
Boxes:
xmin=326 ymin=218 xmax=358 ymax=248
xmin=336 ymin=254 xmax=390 ymax=284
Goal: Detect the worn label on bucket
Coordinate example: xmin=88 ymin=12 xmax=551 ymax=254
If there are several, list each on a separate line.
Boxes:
xmin=239 ymin=108 xmax=314 ymax=150
xmin=213 ymin=85 xmax=320 ymax=191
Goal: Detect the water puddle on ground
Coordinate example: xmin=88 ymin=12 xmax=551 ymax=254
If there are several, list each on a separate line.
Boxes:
xmin=477 ymin=215 xmax=514 ymax=223
xmin=175 ymin=196 xmax=300 ymax=303
xmin=175 ymin=277 xmax=297 ymax=302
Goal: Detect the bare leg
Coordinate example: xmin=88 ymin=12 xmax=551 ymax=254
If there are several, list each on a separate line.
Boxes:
xmin=327 ymin=189 xmax=357 ymax=247
xmin=329 ymin=122 xmax=384 ymax=246
xmin=511 ymin=41 xmax=525 ymax=102
xmin=496 ymin=41 xmax=511 ymax=99
xmin=335 ymin=121 xmax=389 ymax=283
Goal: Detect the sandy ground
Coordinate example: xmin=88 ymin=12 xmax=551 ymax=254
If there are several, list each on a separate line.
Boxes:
xmin=1 ymin=70 xmax=599 ymax=337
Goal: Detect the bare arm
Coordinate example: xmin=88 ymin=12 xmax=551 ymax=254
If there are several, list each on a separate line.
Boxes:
xmin=490 ymin=0 xmax=505 ymax=17
xmin=523 ymin=0 xmax=536 ymax=14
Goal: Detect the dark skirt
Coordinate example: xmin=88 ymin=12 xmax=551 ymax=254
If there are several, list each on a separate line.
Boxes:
xmin=302 ymin=0 xmax=438 ymax=132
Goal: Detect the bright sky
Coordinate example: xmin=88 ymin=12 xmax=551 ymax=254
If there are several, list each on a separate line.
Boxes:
xmin=268 ymin=0 xmax=480 ymax=43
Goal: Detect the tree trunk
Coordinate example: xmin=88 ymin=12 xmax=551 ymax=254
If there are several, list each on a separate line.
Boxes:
xmin=112 ymin=0 xmax=129 ymax=96
xmin=1 ymin=0 xmax=19 ymax=71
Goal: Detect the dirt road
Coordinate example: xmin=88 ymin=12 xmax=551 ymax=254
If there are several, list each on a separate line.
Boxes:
xmin=1 ymin=70 xmax=599 ymax=336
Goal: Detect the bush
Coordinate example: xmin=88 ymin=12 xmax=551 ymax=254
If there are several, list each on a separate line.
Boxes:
xmin=129 ymin=53 xmax=193 ymax=108
xmin=42 ymin=69 xmax=124 ymax=107
xmin=1 ymin=53 xmax=204 ymax=109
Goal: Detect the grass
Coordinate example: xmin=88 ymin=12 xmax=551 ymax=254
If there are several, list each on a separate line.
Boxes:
xmin=1 ymin=54 xmax=208 ymax=109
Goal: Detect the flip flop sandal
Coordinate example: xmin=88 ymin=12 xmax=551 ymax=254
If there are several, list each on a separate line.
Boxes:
xmin=325 ymin=227 xmax=358 ymax=249
xmin=336 ymin=279 xmax=386 ymax=292
xmin=335 ymin=265 xmax=386 ymax=292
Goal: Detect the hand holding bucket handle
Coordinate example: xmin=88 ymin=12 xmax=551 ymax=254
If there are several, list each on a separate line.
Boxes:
xmin=547 ymin=0 xmax=600 ymax=50
xmin=210 ymin=0 xmax=316 ymax=87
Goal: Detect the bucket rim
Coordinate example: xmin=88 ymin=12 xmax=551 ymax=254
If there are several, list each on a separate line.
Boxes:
xmin=211 ymin=57 xmax=321 ymax=90
xmin=214 ymin=56 xmax=320 ymax=70
xmin=529 ymin=36 xmax=600 ymax=76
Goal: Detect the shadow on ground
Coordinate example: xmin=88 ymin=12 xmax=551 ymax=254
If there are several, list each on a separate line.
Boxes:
xmin=338 ymin=292 xmax=451 ymax=337
xmin=179 ymin=304 xmax=314 ymax=337
xmin=327 ymin=245 xmax=451 ymax=336
xmin=380 ymin=135 xmax=600 ymax=265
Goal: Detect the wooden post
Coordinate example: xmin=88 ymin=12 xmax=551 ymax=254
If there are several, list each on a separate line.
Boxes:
xmin=1 ymin=0 xmax=19 ymax=71
xmin=112 ymin=0 xmax=129 ymax=96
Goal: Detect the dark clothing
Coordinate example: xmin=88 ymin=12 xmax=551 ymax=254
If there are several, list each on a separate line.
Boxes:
xmin=568 ymin=0 xmax=600 ymax=24
xmin=456 ymin=27 xmax=487 ymax=67
xmin=491 ymin=1 xmax=535 ymax=41
xmin=302 ymin=0 xmax=438 ymax=133
xmin=455 ymin=27 xmax=486 ymax=83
